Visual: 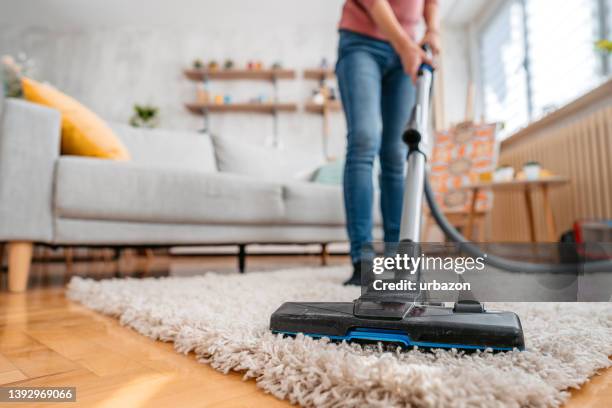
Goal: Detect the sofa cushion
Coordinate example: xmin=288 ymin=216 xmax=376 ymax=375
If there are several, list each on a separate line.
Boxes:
xmin=212 ymin=135 xmax=322 ymax=181
xmin=55 ymin=157 xmax=284 ymax=225
xmin=283 ymin=182 xmax=383 ymax=226
xmin=110 ymin=123 xmax=217 ymax=173
xmin=283 ymin=182 xmax=345 ymax=225
xmin=312 ymin=159 xmax=344 ymax=185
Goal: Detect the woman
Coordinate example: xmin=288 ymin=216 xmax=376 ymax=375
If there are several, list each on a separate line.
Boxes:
xmin=337 ymin=0 xmax=440 ymax=285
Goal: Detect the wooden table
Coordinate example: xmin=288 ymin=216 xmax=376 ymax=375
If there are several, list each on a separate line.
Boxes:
xmin=456 ymin=176 xmax=569 ymax=242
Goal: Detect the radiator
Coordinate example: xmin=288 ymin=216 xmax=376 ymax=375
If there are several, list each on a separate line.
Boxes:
xmin=489 ymin=105 xmax=612 ymax=242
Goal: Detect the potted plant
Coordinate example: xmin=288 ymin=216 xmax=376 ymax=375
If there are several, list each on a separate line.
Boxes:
xmin=192 ymin=59 xmax=204 ymax=70
xmin=129 ymin=104 xmax=160 ymax=128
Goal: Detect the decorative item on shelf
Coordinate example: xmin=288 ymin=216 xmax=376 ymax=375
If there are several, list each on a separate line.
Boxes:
xmin=247 ymin=61 xmax=254 ymax=70
xmin=254 ymin=61 xmax=263 ymax=70
xmin=493 ymin=165 xmax=514 ymax=182
xmin=214 ymin=94 xmax=224 ymax=105
xmin=312 ymin=90 xmax=325 ymax=105
xmin=271 ymin=61 xmax=283 ymax=69
xmin=196 ymin=83 xmax=209 ymax=103
xmin=329 ymin=87 xmax=337 ymax=101
xmin=310 ymin=83 xmax=337 ymax=106
xmin=208 ymin=60 xmax=219 ymax=71
xmin=249 ymin=94 xmax=268 ymax=104
xmin=223 ymin=59 xmax=234 ymax=70
xmin=321 ymin=85 xmax=330 ymax=99
xmin=319 ymin=57 xmax=329 ymax=69
xmin=1 ymin=53 xmax=35 ymax=98
xmin=223 ymin=95 xmax=232 ymax=104
xmin=192 ymin=58 xmax=204 ymax=69
xmin=129 ymin=104 xmax=160 ymax=129
xmin=516 ymin=162 xmax=554 ymax=181
xmin=479 ymin=171 xmax=493 ymax=183
xmin=522 ymin=161 xmax=542 ymax=181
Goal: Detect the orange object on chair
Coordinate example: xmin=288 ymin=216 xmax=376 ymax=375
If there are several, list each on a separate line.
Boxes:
xmin=424 ymin=122 xmax=499 ymax=241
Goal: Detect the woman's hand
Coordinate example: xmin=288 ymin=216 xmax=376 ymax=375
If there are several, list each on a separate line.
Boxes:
xmin=420 ymin=29 xmax=441 ymax=55
xmin=366 ymin=0 xmax=435 ymax=83
xmin=396 ymin=38 xmax=434 ymax=84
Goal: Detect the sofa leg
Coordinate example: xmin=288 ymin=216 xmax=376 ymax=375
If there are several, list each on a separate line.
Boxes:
xmin=7 ymin=241 xmax=33 ymax=292
xmin=238 ymin=244 xmax=246 ymax=273
xmin=321 ymin=243 xmax=329 ymax=266
xmin=64 ymin=247 xmax=74 ymax=275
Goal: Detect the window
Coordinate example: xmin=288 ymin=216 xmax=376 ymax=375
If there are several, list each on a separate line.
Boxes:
xmin=526 ymin=0 xmax=601 ymax=117
xmin=479 ymin=1 xmax=529 ymax=136
xmin=478 ymin=0 xmax=610 ymax=137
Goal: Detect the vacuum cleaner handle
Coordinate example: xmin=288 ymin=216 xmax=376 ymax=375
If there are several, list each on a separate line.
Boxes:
xmin=419 ymin=44 xmax=435 ymax=75
xmin=398 ymin=45 xmax=434 ymax=243
xmin=405 ymin=46 xmax=434 ymax=149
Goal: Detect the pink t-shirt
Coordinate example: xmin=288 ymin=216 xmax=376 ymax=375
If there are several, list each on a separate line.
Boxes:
xmin=339 ymin=0 xmax=435 ymax=40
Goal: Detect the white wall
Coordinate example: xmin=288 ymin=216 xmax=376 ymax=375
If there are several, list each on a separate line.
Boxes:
xmin=1 ymin=0 xmax=471 ymax=161
xmin=0 ymin=0 xmax=348 ymax=162
xmin=440 ymin=25 xmax=471 ymax=124
xmin=437 ymin=0 xmax=498 ymax=126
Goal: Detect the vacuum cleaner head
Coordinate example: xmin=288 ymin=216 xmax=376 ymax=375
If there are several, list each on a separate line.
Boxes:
xmin=270 ymin=300 xmax=525 ymax=352
xmin=269 ymin=58 xmax=529 ymax=353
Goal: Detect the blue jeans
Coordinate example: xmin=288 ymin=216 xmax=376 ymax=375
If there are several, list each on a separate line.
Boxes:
xmin=336 ymin=30 xmax=416 ymax=263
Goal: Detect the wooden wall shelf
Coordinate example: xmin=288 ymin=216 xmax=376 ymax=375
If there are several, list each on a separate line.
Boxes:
xmin=304 ymin=68 xmax=335 ymax=80
xmin=184 ymin=68 xmax=296 ymax=81
xmin=305 ymin=101 xmax=342 ymax=114
xmin=186 ymin=102 xmax=298 ymax=115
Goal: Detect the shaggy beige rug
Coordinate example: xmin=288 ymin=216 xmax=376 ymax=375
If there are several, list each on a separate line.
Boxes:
xmin=67 ymin=266 xmax=612 ymax=408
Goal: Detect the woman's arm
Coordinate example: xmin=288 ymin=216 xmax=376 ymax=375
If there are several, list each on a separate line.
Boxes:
xmin=421 ymin=0 xmax=441 ymax=54
xmin=364 ymin=0 xmax=433 ymax=82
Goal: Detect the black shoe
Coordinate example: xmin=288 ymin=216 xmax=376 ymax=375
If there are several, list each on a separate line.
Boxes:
xmin=344 ymin=261 xmax=363 ymax=286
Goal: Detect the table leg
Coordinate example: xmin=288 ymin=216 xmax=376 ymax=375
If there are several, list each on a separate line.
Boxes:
xmin=523 ymin=188 xmax=537 ymax=242
xmin=477 ymin=215 xmax=486 ymax=242
xmin=467 ymin=188 xmax=479 ymax=240
xmin=541 ymin=184 xmax=557 ymax=242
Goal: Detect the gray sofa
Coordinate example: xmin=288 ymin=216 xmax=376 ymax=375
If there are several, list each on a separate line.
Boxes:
xmin=0 ymin=98 xmax=380 ymax=292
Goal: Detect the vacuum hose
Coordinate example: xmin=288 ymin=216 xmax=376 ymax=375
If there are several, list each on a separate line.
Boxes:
xmin=410 ymin=45 xmax=611 ymax=274
xmin=423 ymin=175 xmax=612 ymax=273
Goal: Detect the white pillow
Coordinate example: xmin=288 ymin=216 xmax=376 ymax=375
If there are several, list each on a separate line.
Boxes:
xmin=211 ymin=135 xmax=322 ymax=182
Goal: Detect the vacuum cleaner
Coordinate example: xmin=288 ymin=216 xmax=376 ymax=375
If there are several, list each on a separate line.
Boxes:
xmin=270 ymin=47 xmax=612 ymax=352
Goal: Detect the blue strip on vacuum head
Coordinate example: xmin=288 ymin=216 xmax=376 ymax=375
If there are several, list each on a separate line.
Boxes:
xmin=274 ymin=327 xmax=522 ymax=352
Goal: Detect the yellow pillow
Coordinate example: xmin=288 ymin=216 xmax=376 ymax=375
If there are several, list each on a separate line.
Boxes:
xmin=21 ymin=77 xmax=130 ymax=160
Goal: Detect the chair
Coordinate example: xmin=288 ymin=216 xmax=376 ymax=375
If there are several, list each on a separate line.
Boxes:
xmin=424 ymin=121 xmax=499 ymax=242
